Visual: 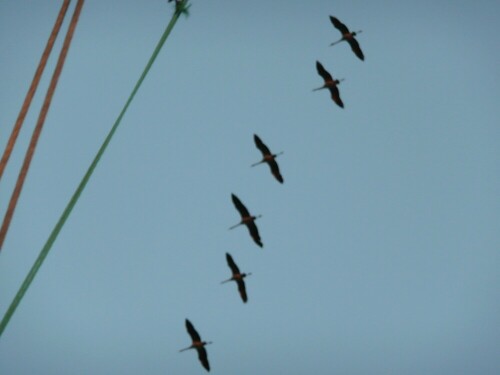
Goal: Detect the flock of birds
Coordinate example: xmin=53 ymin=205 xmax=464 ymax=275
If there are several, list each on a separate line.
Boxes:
xmin=178 ymin=134 xmax=280 ymax=372
xmin=179 ymin=14 xmax=365 ymax=372
xmin=314 ymin=16 xmax=364 ymax=108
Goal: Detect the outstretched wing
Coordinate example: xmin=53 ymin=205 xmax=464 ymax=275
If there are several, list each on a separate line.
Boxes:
xmin=185 ymin=319 xmax=201 ymax=342
xmin=231 ymin=194 xmax=250 ymax=218
xmin=254 ymin=134 xmax=271 ymax=156
xmin=329 ymin=16 xmax=350 ymax=34
xmin=225 ymin=253 xmax=241 ymax=275
xmin=316 ymin=61 xmax=333 ymax=83
xmin=267 ymin=160 xmax=283 ymax=183
xmin=328 ymin=86 xmax=344 ymax=108
xmin=236 ymin=279 xmax=248 ymax=303
xmin=197 ymin=347 xmax=210 ymax=372
xmin=347 ymin=38 xmax=364 ymax=61
xmin=246 ymin=221 xmax=263 ymax=247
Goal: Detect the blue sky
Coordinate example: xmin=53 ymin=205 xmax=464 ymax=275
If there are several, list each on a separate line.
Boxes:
xmin=0 ymin=1 xmax=499 ymax=374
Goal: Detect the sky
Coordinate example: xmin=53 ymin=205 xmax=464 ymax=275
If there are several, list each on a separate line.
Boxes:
xmin=0 ymin=1 xmax=499 ymax=374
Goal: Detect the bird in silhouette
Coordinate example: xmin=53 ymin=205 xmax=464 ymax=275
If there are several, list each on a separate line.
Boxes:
xmin=329 ymin=16 xmax=364 ymax=61
xmin=221 ymin=253 xmax=251 ymax=303
xmin=252 ymin=134 xmax=284 ymax=183
xmin=179 ymin=319 xmax=212 ymax=372
xmin=313 ymin=61 xmax=345 ymax=108
xmin=229 ymin=194 xmax=263 ymax=247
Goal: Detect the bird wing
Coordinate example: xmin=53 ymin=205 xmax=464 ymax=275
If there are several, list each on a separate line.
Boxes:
xmin=185 ymin=319 xmax=201 ymax=342
xmin=329 ymin=16 xmax=350 ymax=34
xmin=231 ymin=194 xmax=250 ymax=218
xmin=267 ymin=160 xmax=283 ymax=183
xmin=329 ymin=86 xmax=344 ymax=108
xmin=246 ymin=221 xmax=263 ymax=247
xmin=254 ymin=134 xmax=271 ymax=156
xmin=197 ymin=347 xmax=210 ymax=372
xmin=236 ymin=279 xmax=248 ymax=303
xmin=347 ymin=38 xmax=364 ymax=61
xmin=316 ymin=61 xmax=333 ymax=83
xmin=225 ymin=253 xmax=241 ymax=275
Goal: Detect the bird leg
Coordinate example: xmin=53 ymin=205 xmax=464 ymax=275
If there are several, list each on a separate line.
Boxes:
xmin=228 ymin=222 xmax=243 ymax=230
xmin=251 ymin=160 xmax=265 ymax=167
xmin=329 ymin=38 xmax=343 ymax=46
xmin=220 ymin=278 xmax=233 ymax=284
xmin=179 ymin=345 xmax=194 ymax=352
xmin=312 ymin=86 xmax=327 ymax=92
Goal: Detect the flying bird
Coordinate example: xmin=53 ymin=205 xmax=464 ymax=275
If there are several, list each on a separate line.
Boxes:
xmin=221 ymin=253 xmax=252 ymax=303
xmin=329 ymin=16 xmax=364 ymax=61
xmin=313 ymin=61 xmax=345 ymax=108
xmin=229 ymin=193 xmax=263 ymax=247
xmin=252 ymin=134 xmax=284 ymax=183
xmin=179 ymin=319 xmax=212 ymax=372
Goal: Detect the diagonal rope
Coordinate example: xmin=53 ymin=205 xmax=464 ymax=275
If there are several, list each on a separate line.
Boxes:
xmin=0 ymin=0 xmax=71 ymax=183
xmin=0 ymin=0 xmax=189 ymax=337
xmin=0 ymin=0 xmax=81 ymax=252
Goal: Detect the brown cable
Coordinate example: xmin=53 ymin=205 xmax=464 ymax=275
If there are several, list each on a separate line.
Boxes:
xmin=0 ymin=0 xmax=85 ymax=251
xmin=0 ymin=0 xmax=71 ymax=182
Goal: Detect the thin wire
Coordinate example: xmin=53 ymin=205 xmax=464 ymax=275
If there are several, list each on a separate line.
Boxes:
xmin=0 ymin=0 xmax=71 ymax=182
xmin=0 ymin=0 xmax=81 ymax=252
xmin=0 ymin=0 xmax=189 ymax=337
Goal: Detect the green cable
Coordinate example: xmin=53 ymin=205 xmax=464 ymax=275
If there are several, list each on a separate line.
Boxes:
xmin=0 ymin=0 xmax=190 ymax=337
